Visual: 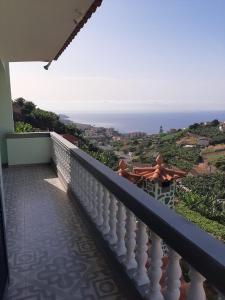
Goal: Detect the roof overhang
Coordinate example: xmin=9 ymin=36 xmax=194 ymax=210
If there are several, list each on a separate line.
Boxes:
xmin=0 ymin=0 xmax=102 ymax=62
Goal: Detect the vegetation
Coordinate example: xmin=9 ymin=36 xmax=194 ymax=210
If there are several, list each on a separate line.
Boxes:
xmin=176 ymin=202 xmax=225 ymax=241
xmin=177 ymin=173 xmax=225 ymax=225
xmin=79 ymin=139 xmax=118 ymax=170
xmin=189 ymin=120 xmax=225 ymax=145
xmin=13 ymin=99 xmax=225 ymax=240
xmin=157 ymin=142 xmax=201 ymax=171
xmin=13 ymin=97 xmax=119 ymax=169
xmin=15 ymin=121 xmax=34 ymax=132
xmin=207 ymin=155 xmax=225 ymax=172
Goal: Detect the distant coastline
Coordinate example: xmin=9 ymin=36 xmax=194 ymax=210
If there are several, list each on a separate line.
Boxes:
xmin=59 ymin=111 xmax=225 ymax=134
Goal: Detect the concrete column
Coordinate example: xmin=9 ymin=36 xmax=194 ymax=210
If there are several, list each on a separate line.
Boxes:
xmin=0 ymin=60 xmax=14 ymax=164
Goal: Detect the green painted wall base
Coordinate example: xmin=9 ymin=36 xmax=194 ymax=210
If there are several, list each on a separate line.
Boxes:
xmin=0 ymin=60 xmax=14 ymax=164
xmin=7 ymin=136 xmax=51 ymax=166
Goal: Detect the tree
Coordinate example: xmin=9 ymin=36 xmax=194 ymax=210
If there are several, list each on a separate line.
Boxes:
xmin=211 ymin=119 xmax=219 ymax=127
xmin=14 ymin=97 xmax=26 ymax=107
xmin=189 ymin=123 xmax=200 ymax=130
xmin=65 ymin=123 xmax=82 ymax=137
xmin=22 ymin=101 xmax=36 ymax=115
xmin=29 ymin=109 xmax=59 ymax=130
xmin=159 ymin=125 xmax=164 ymax=134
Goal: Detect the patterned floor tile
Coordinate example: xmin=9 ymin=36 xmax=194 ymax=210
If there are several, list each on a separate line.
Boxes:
xmin=3 ymin=165 xmax=128 ymax=300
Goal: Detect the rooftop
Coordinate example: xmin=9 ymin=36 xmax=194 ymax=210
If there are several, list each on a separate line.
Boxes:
xmin=118 ymin=155 xmax=186 ymax=184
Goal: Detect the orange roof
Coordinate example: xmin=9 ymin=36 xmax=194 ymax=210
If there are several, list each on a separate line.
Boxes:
xmin=117 ymin=160 xmax=142 ymax=184
xmin=61 ymin=134 xmax=79 ymax=144
xmin=118 ymin=155 xmax=186 ymax=183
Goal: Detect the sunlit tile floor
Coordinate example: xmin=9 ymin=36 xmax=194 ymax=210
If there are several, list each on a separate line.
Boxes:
xmin=3 ymin=165 xmax=128 ymax=300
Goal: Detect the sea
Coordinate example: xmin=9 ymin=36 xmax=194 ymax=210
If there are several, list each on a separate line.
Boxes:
xmin=61 ymin=111 xmax=225 ymax=134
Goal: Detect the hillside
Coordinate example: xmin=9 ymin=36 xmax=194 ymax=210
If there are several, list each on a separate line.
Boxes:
xmin=12 ymin=98 xmax=119 ymax=170
xmin=12 ymin=98 xmax=225 ymax=240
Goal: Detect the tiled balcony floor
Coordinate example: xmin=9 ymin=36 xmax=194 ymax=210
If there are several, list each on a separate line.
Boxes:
xmin=3 ymin=165 xmax=128 ymax=300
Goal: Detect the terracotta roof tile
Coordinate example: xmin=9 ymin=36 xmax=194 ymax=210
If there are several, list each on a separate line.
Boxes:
xmin=118 ymin=154 xmax=186 ymax=184
xmin=61 ymin=134 xmax=79 ymax=144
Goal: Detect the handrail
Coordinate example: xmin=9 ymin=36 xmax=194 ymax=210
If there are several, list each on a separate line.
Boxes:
xmin=6 ymin=132 xmax=50 ymax=139
xmin=51 ymin=132 xmax=225 ymax=294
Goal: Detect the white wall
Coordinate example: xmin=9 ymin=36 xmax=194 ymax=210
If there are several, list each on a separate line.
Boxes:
xmin=7 ymin=135 xmax=51 ymax=166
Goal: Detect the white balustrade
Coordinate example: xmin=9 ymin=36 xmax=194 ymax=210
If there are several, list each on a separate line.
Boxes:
xmin=134 ymin=220 xmax=149 ymax=286
xmin=51 ymin=135 xmax=224 ymax=300
xmin=78 ymin=164 xmax=83 ymax=199
xmin=102 ymin=189 xmax=110 ymax=235
xmin=96 ymin=184 xmax=104 ymax=227
xmin=125 ymin=209 xmax=137 ymax=270
xmin=82 ymin=168 xmax=88 ymax=208
xmin=148 ymin=232 xmax=164 ymax=300
xmin=80 ymin=166 xmax=86 ymax=203
xmin=164 ymin=248 xmax=181 ymax=300
xmin=92 ymin=178 xmax=99 ymax=222
xmin=88 ymin=174 xmax=94 ymax=214
xmin=108 ymin=193 xmax=118 ymax=245
xmin=77 ymin=163 xmax=82 ymax=199
xmin=116 ymin=201 xmax=126 ymax=256
xmin=187 ymin=267 xmax=206 ymax=300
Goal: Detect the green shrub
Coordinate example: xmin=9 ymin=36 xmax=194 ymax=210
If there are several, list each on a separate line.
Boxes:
xmin=176 ymin=202 xmax=225 ymax=241
xmin=15 ymin=121 xmax=34 ymax=132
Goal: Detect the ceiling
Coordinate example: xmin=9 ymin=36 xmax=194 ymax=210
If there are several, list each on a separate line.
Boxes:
xmin=0 ymin=0 xmax=101 ymax=62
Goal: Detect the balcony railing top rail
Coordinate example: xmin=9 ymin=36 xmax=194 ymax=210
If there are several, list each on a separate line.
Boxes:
xmin=6 ymin=132 xmax=50 ymax=139
xmin=51 ymin=131 xmax=225 ymax=296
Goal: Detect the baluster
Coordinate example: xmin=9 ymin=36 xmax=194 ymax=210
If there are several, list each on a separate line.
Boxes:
xmin=115 ymin=201 xmax=126 ymax=256
xmin=88 ymin=175 xmax=94 ymax=214
xmin=102 ymin=189 xmax=110 ymax=235
xmin=164 ymin=248 xmax=181 ymax=300
xmin=96 ymin=184 xmax=104 ymax=227
xmin=79 ymin=164 xmax=84 ymax=200
xmin=76 ymin=163 xmax=81 ymax=198
xmin=78 ymin=164 xmax=83 ymax=201
xmin=92 ymin=178 xmax=99 ymax=222
xmin=65 ymin=150 xmax=70 ymax=183
xmin=107 ymin=193 xmax=118 ymax=245
xmin=75 ymin=161 xmax=80 ymax=195
xmin=187 ymin=267 xmax=206 ymax=300
xmin=80 ymin=166 xmax=85 ymax=203
xmin=148 ymin=232 xmax=164 ymax=300
xmin=82 ymin=169 xmax=89 ymax=208
xmin=134 ymin=221 xmax=149 ymax=286
xmin=79 ymin=165 xmax=84 ymax=199
xmin=83 ymin=171 xmax=90 ymax=209
xmin=71 ymin=157 xmax=77 ymax=193
xmin=74 ymin=161 xmax=78 ymax=195
xmin=125 ymin=209 xmax=137 ymax=270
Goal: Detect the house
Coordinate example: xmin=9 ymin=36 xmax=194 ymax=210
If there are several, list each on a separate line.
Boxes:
xmin=177 ymin=133 xmax=210 ymax=148
xmin=61 ymin=134 xmax=79 ymax=146
xmin=219 ymin=122 xmax=225 ymax=132
xmin=176 ymin=133 xmax=198 ymax=147
xmin=197 ymin=137 xmax=210 ymax=147
xmin=0 ymin=2 xmax=224 ymax=299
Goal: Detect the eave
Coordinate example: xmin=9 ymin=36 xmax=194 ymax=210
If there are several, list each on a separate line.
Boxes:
xmin=0 ymin=0 xmax=102 ymax=62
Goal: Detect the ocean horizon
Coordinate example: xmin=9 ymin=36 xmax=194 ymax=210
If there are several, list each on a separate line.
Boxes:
xmin=60 ymin=111 xmax=225 ymax=134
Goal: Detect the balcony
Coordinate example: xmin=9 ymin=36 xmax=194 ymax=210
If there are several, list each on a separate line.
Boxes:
xmin=1 ymin=132 xmax=225 ymax=300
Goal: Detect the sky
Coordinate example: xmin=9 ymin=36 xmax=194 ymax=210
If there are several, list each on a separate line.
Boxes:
xmin=9 ymin=0 xmax=225 ymax=113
